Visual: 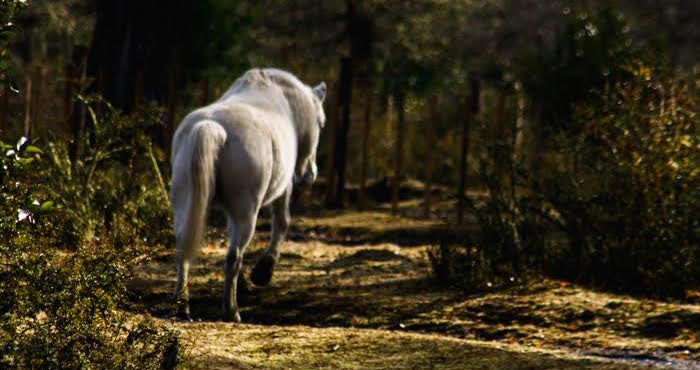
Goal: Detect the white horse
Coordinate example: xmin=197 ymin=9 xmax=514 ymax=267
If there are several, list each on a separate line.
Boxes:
xmin=170 ymin=68 xmax=326 ymax=322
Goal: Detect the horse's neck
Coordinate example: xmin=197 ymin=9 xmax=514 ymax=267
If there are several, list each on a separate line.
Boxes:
xmin=221 ymin=87 xmax=291 ymax=117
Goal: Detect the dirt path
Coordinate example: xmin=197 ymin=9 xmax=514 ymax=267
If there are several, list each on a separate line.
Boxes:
xmin=130 ymin=210 xmax=699 ymax=369
xmin=173 ymin=322 xmax=656 ymax=369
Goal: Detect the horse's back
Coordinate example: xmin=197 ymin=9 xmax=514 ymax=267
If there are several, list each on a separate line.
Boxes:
xmin=174 ymin=99 xmax=296 ymax=213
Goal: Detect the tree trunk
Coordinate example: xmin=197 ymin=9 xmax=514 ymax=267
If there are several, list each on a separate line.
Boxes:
xmin=359 ymin=86 xmax=372 ymax=210
xmin=324 ymin=88 xmax=340 ymax=208
xmin=494 ymin=91 xmax=506 ymax=181
xmin=201 ymin=76 xmax=210 ymax=106
xmin=529 ymin=101 xmax=543 ymax=188
xmin=391 ymin=91 xmax=405 ymax=216
xmin=1 ymin=84 xmax=8 ymax=135
xmin=332 ymin=56 xmax=353 ymax=209
xmin=96 ymin=68 xmax=104 ymax=117
xmin=87 ymin=1 xmax=186 ymax=113
xmin=30 ymin=66 xmax=43 ymax=138
xmin=23 ymin=75 xmax=31 ymax=138
xmin=133 ymin=69 xmax=144 ymax=109
xmin=63 ymin=64 xmax=74 ymax=135
xmin=457 ymin=77 xmax=480 ymax=224
xmin=385 ymin=95 xmax=393 ymax=138
xmin=514 ymin=82 xmax=525 ymax=163
xmin=70 ymin=47 xmax=89 ymax=164
xmin=165 ymin=67 xmax=178 ymax=158
xmin=423 ymin=94 xmax=438 ymax=218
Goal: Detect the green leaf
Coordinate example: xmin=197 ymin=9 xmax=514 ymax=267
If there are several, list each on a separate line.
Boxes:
xmin=40 ymin=201 xmax=55 ymax=211
xmin=679 ymin=135 xmax=692 ymax=148
xmin=25 ymin=145 xmax=43 ymax=154
xmin=87 ymin=105 xmax=99 ymax=129
xmin=16 ymin=157 xmax=33 ymax=166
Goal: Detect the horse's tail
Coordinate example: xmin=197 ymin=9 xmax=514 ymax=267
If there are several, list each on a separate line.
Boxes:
xmin=172 ymin=120 xmax=227 ymax=260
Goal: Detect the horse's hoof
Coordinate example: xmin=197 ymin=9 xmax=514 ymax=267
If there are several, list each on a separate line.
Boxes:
xmin=250 ymin=255 xmax=276 ymax=286
xmin=223 ymin=310 xmax=241 ymax=323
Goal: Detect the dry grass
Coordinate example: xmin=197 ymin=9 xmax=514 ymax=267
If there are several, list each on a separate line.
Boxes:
xmin=172 ymin=322 xmax=654 ymax=370
xmin=129 ymin=206 xmax=699 ymax=369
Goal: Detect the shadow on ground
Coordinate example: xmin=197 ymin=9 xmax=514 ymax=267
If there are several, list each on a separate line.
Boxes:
xmin=129 ymin=207 xmax=700 ymax=369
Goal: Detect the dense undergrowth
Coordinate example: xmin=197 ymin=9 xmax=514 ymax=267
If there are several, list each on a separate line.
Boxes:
xmin=431 ymin=11 xmax=698 ymax=298
xmin=2 ymin=3 xmax=177 ymax=358
xmin=0 ymin=98 xmax=179 ymax=368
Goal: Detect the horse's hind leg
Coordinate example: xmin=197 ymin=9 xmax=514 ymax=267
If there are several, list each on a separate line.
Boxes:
xmin=251 ymin=186 xmax=291 ymax=286
xmin=174 ymin=251 xmax=191 ymax=320
xmin=223 ymin=211 xmax=257 ymax=322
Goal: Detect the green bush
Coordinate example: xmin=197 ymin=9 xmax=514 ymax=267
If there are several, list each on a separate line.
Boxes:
xmin=0 ymin=137 xmax=180 ymax=369
xmin=434 ymin=4 xmax=699 ymax=298
xmin=1 ymin=4 xmax=179 ymax=366
xmin=540 ymin=64 xmax=699 ymax=296
xmin=429 ymin=120 xmax=543 ymax=290
xmin=0 ymin=1 xmax=26 ymax=87
xmin=44 ymin=96 xmax=173 ymax=248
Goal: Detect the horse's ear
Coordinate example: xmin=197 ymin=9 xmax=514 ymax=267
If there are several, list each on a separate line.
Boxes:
xmin=313 ymin=82 xmax=326 ymax=102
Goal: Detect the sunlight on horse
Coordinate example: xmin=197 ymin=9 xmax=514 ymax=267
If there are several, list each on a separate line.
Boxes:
xmin=170 ymin=68 xmax=326 ymax=322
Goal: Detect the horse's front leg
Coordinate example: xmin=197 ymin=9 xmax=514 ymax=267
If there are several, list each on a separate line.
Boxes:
xmin=223 ymin=212 xmax=257 ymax=322
xmin=251 ymin=186 xmax=291 ymax=286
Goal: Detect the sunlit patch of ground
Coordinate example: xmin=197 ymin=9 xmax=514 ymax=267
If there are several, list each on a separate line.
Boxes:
xmin=130 ymin=206 xmax=699 ymax=369
xmin=171 ymin=322 xmax=654 ymax=370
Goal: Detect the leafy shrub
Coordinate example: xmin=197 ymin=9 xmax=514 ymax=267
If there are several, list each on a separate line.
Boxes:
xmin=429 ymin=120 xmax=543 ymax=290
xmin=0 ymin=137 xmax=180 ymax=369
xmin=0 ymin=1 xmax=26 ymax=87
xmin=44 ymin=96 xmax=173 ymax=248
xmin=433 ymin=4 xmax=698 ymax=298
xmin=1 ymin=5 xmax=179 ymax=366
xmin=540 ymin=65 xmax=699 ymax=296
xmin=442 ymin=64 xmax=699 ymax=297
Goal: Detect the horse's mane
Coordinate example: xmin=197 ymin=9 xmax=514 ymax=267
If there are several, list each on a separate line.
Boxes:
xmin=220 ymin=68 xmax=308 ymax=101
xmin=222 ymin=69 xmax=320 ymax=132
xmin=262 ymin=69 xmax=320 ymax=131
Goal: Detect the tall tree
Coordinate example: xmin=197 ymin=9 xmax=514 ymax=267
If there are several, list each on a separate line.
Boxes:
xmin=390 ymin=90 xmax=405 ymax=216
xmin=457 ymin=76 xmax=479 ymax=224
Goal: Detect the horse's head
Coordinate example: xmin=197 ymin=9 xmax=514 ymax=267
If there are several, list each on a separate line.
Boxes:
xmin=294 ymin=81 xmax=326 ymax=186
xmin=261 ymin=69 xmax=326 ymax=187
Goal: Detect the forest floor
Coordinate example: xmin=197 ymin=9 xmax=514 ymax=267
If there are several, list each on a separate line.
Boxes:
xmin=129 ymin=200 xmax=699 ymax=370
